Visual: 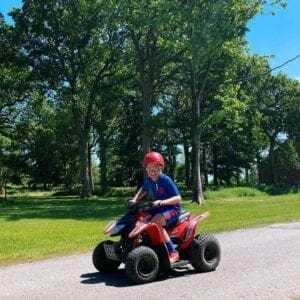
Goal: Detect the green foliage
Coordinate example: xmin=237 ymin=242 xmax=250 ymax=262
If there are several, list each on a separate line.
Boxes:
xmin=1 ymin=0 xmax=298 ymax=196
xmin=257 ymin=184 xmax=299 ymax=195
xmin=0 ymin=134 xmax=11 ymax=148
xmin=274 ymin=139 xmax=299 ymax=169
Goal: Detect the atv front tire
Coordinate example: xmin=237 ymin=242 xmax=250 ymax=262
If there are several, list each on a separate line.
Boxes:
xmin=188 ymin=233 xmax=221 ymax=272
xmin=92 ymin=241 xmax=120 ymax=273
xmin=125 ymin=246 xmax=159 ymax=284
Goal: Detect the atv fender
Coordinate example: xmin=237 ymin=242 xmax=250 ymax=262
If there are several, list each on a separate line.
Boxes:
xmin=104 ymin=219 xmax=118 ymax=234
xmin=181 ymin=211 xmax=210 ymax=249
xmin=128 ymin=222 xmax=165 ymax=245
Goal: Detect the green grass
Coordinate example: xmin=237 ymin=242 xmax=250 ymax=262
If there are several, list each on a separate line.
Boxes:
xmin=0 ymin=188 xmax=299 ymax=266
xmin=188 ymin=193 xmax=300 ymax=233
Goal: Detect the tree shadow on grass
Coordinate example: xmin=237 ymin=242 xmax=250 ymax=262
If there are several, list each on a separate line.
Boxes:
xmin=0 ymin=196 xmax=127 ymax=221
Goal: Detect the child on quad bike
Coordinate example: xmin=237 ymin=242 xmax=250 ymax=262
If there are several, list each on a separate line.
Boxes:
xmin=131 ymin=151 xmax=182 ymax=263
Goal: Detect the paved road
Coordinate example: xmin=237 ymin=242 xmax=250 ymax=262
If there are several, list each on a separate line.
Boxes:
xmin=1 ymin=222 xmax=299 ymax=300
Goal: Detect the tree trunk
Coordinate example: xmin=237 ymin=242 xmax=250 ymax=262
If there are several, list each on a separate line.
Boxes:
xmin=245 ymin=167 xmax=249 ymax=184
xmin=99 ymin=135 xmax=108 ymax=190
xmin=191 ymin=134 xmax=204 ymax=203
xmin=141 ymin=122 xmax=151 ymax=156
xmin=225 ymin=165 xmax=231 ymax=185
xmin=236 ymin=168 xmax=240 ymax=185
xmin=256 ymin=154 xmax=262 ymax=185
xmin=88 ymin=143 xmax=94 ymax=192
xmin=202 ymin=148 xmax=208 ymax=187
xmin=0 ymin=169 xmax=4 ymax=198
xmin=190 ymin=68 xmax=204 ymax=204
xmin=166 ymin=146 xmax=176 ymax=179
xmin=190 ymin=73 xmax=204 ymax=202
xmin=269 ymin=135 xmax=278 ymax=186
xmin=212 ymin=144 xmax=219 ymax=186
xmin=141 ymin=89 xmax=152 ymax=154
xmin=133 ymin=32 xmax=153 ymax=155
xmin=184 ymin=143 xmax=191 ymax=188
xmin=79 ymin=132 xmax=91 ymax=198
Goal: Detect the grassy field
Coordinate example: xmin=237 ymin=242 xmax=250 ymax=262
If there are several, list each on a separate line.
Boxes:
xmin=0 ymin=187 xmax=299 ymax=266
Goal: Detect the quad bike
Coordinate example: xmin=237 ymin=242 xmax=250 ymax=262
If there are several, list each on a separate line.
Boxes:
xmin=92 ymin=200 xmax=221 ymax=284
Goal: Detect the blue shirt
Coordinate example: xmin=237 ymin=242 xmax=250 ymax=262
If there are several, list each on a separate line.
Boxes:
xmin=142 ymin=173 xmax=181 ymax=212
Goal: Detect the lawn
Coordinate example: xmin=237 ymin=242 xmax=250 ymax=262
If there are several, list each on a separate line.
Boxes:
xmin=0 ymin=187 xmax=299 ymax=266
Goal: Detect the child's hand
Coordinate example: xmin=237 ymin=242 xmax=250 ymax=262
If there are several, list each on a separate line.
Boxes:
xmin=127 ymin=199 xmax=136 ymax=208
xmin=152 ymin=200 xmax=162 ymax=207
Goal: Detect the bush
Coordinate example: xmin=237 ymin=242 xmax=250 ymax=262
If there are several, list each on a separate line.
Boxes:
xmin=204 ymin=186 xmax=267 ymax=200
xmin=257 ymin=184 xmax=299 ymax=195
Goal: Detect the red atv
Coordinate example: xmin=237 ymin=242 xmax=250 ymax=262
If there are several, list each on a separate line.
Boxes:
xmin=92 ymin=200 xmax=221 ymax=284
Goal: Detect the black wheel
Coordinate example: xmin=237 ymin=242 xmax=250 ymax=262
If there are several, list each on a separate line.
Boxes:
xmin=92 ymin=241 xmax=120 ymax=273
xmin=125 ymin=246 xmax=159 ymax=284
xmin=188 ymin=233 xmax=221 ymax=272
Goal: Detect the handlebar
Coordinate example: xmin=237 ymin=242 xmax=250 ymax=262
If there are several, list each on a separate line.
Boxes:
xmin=126 ymin=199 xmax=153 ymax=213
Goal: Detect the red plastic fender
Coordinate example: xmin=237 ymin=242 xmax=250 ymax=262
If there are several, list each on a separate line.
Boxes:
xmin=128 ymin=222 xmax=165 ymax=245
xmin=103 ymin=219 xmax=118 ymax=234
xmin=181 ymin=211 xmax=210 ymax=249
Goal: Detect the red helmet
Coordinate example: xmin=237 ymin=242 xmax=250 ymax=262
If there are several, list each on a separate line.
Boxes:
xmin=143 ymin=151 xmax=164 ymax=166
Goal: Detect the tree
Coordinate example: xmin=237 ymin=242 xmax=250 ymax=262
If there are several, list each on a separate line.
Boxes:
xmin=0 ymin=14 xmax=30 ymax=191
xmin=177 ymin=0 xmax=264 ymax=203
xmin=12 ymin=0 xmax=123 ymax=197
xmin=258 ymin=74 xmax=300 ymax=185
xmin=203 ymin=53 xmax=268 ymax=186
xmin=118 ymin=0 xmax=182 ymax=155
xmin=2 ymin=0 xmax=295 ymax=193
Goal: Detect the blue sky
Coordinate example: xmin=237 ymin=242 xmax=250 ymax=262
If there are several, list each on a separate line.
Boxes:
xmin=1 ymin=0 xmax=300 ymax=81
xmin=246 ymin=0 xmax=300 ymax=81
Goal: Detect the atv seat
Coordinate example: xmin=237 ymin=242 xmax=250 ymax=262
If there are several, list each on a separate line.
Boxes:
xmin=166 ymin=211 xmax=191 ymax=230
xmin=175 ymin=211 xmax=190 ymax=225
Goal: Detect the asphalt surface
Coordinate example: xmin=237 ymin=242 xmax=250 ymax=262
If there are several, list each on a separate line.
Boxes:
xmin=0 ymin=222 xmax=299 ymax=300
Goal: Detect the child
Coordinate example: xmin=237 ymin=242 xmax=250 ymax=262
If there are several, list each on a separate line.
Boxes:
xmin=131 ymin=151 xmax=182 ymax=263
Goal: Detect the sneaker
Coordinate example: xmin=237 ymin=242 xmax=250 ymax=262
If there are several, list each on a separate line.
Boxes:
xmin=169 ymin=251 xmax=179 ymax=263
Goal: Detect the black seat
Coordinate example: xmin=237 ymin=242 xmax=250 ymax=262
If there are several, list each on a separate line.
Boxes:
xmin=166 ymin=211 xmax=191 ymax=230
xmin=176 ymin=211 xmax=190 ymax=224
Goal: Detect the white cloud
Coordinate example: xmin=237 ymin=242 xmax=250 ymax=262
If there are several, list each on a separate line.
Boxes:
xmin=295 ymin=77 xmax=300 ymax=82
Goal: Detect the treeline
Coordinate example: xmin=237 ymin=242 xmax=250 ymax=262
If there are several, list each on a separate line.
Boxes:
xmin=0 ymin=0 xmax=299 ymax=200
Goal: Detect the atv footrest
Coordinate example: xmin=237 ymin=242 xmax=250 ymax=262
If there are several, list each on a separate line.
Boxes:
xmin=170 ymin=260 xmax=190 ymax=269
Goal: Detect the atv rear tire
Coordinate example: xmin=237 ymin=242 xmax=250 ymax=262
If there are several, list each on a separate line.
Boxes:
xmin=125 ymin=246 xmax=159 ymax=284
xmin=188 ymin=233 xmax=221 ymax=272
xmin=92 ymin=241 xmax=120 ymax=273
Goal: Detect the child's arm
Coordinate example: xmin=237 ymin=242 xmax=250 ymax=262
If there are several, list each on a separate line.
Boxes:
xmin=153 ymin=195 xmax=181 ymax=207
xmin=132 ymin=187 xmax=147 ymax=203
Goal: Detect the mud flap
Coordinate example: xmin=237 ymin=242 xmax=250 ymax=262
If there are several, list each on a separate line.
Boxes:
xmin=152 ymin=243 xmax=170 ymax=271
